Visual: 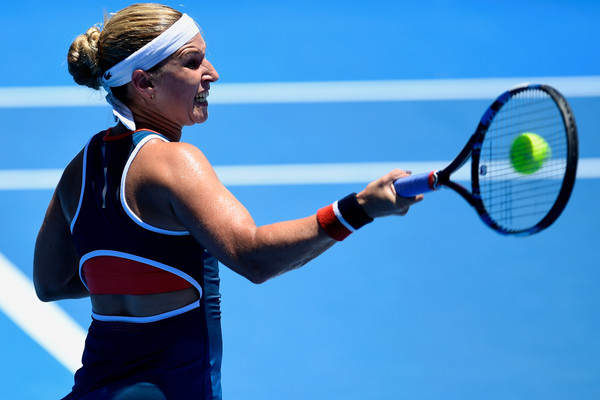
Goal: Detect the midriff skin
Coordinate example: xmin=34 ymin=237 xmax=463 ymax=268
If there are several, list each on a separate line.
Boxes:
xmin=90 ymin=287 xmax=200 ymax=317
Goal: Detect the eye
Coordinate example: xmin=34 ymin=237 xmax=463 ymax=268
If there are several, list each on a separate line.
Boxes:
xmin=183 ymin=54 xmax=205 ymax=70
xmin=185 ymin=58 xmax=200 ymax=69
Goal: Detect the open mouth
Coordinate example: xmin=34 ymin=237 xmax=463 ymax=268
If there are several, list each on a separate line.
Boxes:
xmin=195 ymin=91 xmax=209 ymax=104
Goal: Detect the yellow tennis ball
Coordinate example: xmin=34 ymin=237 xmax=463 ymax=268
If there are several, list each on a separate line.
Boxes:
xmin=510 ymin=132 xmax=551 ymax=174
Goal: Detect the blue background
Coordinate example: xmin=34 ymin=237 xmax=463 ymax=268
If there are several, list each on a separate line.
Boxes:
xmin=1 ymin=1 xmax=599 ymax=399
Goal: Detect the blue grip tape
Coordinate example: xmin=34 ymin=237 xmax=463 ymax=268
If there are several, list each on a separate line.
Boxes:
xmin=393 ymin=172 xmax=438 ymax=197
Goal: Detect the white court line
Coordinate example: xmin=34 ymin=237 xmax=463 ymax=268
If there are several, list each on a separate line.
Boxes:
xmin=0 ymin=76 xmax=599 ymax=108
xmin=0 ymin=158 xmax=598 ymax=190
xmin=0 ymin=252 xmax=86 ymax=373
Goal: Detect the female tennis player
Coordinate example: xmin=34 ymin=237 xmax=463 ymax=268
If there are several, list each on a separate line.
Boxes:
xmin=33 ymin=3 xmax=422 ymax=399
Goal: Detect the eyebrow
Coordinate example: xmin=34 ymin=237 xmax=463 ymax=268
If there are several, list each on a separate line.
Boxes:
xmin=176 ymin=46 xmax=206 ymax=59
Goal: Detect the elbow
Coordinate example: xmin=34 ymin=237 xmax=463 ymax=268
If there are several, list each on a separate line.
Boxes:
xmin=250 ymin=274 xmax=271 ymax=285
xmin=231 ymin=260 xmax=274 ymax=285
xmin=33 ymin=275 xmax=79 ymax=302
xmin=33 ymin=270 xmax=60 ymax=302
xmin=34 ymin=282 xmax=88 ymax=302
xmin=34 ymin=283 xmax=57 ymax=302
xmin=234 ymin=257 xmax=302 ymax=285
xmin=244 ymin=266 xmax=271 ymax=285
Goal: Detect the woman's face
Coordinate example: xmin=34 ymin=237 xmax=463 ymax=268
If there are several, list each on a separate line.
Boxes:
xmin=150 ymin=33 xmax=219 ymax=128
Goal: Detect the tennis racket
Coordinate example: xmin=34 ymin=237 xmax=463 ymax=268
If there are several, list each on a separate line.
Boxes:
xmin=394 ymin=83 xmax=578 ymax=236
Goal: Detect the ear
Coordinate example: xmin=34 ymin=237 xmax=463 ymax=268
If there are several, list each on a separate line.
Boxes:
xmin=130 ymin=69 xmax=155 ymax=99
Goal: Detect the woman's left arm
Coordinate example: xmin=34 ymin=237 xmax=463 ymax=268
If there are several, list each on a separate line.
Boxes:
xmin=33 ymin=157 xmax=89 ymax=302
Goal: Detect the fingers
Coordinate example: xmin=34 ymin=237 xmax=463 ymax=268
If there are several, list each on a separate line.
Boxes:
xmin=385 ymin=168 xmax=412 ymax=185
xmin=356 ymin=169 xmax=424 ymax=218
xmin=384 ymin=168 xmax=424 ymax=203
xmin=392 ymin=170 xmax=424 ymax=216
xmin=395 ymin=193 xmax=423 ymax=215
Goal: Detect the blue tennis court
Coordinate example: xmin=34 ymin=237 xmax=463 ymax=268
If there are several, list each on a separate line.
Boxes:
xmin=1 ymin=1 xmax=599 ymax=399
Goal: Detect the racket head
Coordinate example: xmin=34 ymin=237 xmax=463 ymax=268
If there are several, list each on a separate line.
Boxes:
xmin=470 ymin=83 xmax=578 ymax=236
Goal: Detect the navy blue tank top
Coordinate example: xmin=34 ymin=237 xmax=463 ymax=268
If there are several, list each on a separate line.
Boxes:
xmin=67 ymin=129 xmax=222 ymax=399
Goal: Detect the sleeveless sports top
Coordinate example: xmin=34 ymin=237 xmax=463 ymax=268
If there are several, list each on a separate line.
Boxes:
xmin=70 ymin=129 xmax=221 ymax=324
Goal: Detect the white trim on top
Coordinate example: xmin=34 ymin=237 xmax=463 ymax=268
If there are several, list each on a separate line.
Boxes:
xmin=79 ymin=249 xmax=203 ymax=323
xmin=69 ymin=136 xmax=93 ymax=234
xmin=92 ymin=300 xmax=200 ymax=324
xmin=79 ymin=249 xmax=202 ymax=294
xmin=120 ymin=133 xmax=190 ymax=236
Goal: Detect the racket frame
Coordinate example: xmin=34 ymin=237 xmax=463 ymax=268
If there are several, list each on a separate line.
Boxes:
xmin=394 ymin=83 xmax=578 ymax=236
xmin=470 ymin=84 xmax=578 ymax=235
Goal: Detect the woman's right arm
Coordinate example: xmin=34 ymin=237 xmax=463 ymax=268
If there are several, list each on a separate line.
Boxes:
xmin=33 ymin=152 xmax=89 ymax=302
xmin=145 ymin=142 xmax=423 ymax=284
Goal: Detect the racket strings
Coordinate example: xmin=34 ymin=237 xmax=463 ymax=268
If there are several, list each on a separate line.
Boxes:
xmin=481 ymin=186 xmax=562 ymax=215
xmin=477 ymin=88 xmax=568 ymax=233
xmin=490 ymin=99 xmax=563 ymax=135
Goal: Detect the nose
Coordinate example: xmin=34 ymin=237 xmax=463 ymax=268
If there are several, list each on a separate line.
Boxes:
xmin=203 ymin=59 xmax=219 ymax=83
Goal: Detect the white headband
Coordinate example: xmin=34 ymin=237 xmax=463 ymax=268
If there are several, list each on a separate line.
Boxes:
xmin=99 ymin=13 xmax=200 ymax=130
xmin=100 ymin=13 xmax=200 ymax=88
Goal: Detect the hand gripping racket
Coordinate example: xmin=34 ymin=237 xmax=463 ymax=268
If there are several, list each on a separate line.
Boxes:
xmin=394 ymin=83 xmax=578 ymax=236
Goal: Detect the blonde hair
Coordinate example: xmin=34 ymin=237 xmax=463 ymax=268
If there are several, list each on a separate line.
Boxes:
xmin=67 ymin=3 xmax=182 ymax=90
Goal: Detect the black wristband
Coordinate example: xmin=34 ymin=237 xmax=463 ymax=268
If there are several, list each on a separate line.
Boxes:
xmin=337 ymin=193 xmax=374 ymax=230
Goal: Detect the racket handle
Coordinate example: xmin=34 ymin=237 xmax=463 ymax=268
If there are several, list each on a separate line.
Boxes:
xmin=393 ymin=171 xmax=439 ymax=197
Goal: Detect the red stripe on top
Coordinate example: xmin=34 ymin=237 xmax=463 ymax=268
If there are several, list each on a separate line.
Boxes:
xmin=102 ymin=128 xmax=132 ymax=142
xmin=317 ymin=204 xmax=352 ymax=241
xmin=102 ymin=128 xmax=163 ymax=142
xmin=82 ymin=256 xmax=193 ymax=295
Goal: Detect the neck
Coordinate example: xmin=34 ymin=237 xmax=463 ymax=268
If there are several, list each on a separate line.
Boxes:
xmin=108 ymin=118 xmax=182 ymax=142
xmin=134 ymin=119 xmax=183 ymax=142
xmin=128 ymin=102 xmax=183 ymax=142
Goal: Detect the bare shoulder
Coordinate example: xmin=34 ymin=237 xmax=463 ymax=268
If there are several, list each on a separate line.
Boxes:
xmin=125 ymin=139 xmax=227 ymax=231
xmin=133 ymin=139 xmax=218 ymax=187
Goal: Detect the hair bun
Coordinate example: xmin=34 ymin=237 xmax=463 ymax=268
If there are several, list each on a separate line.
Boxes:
xmin=66 ymin=4 xmax=182 ymax=92
xmin=67 ymin=26 xmax=103 ymax=89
